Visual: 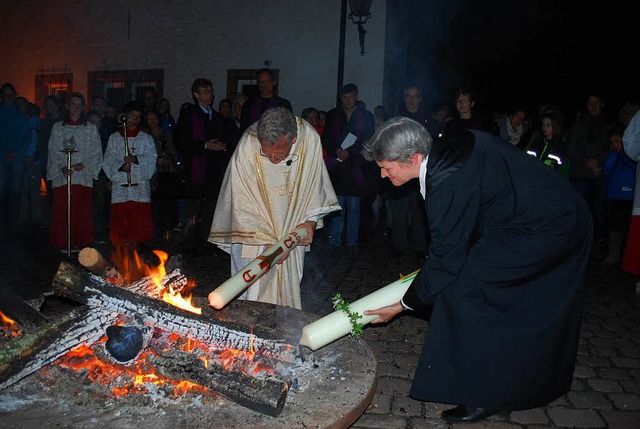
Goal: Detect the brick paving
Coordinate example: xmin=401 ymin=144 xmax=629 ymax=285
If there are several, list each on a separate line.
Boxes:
xmin=1 ymin=222 xmax=639 ymax=428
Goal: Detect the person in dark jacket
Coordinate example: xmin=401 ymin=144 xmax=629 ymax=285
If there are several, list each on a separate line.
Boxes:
xmin=601 ymin=127 xmax=636 ymax=265
xmin=362 ymin=117 xmax=592 ymax=424
xmin=565 ymin=94 xmax=612 ymax=241
xmin=240 ymin=68 xmax=292 ymax=133
xmin=322 ymin=83 xmax=375 ymax=251
xmin=174 ymin=78 xmax=228 ymax=252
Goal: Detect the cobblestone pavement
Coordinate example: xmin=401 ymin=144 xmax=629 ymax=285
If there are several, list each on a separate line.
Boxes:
xmin=1 ymin=223 xmax=640 ymax=428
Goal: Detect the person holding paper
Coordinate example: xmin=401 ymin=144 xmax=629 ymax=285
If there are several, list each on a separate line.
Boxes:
xmin=361 ymin=117 xmax=592 ymax=424
xmin=208 ymin=107 xmax=340 ymax=309
xmin=322 ymin=83 xmax=375 ymax=252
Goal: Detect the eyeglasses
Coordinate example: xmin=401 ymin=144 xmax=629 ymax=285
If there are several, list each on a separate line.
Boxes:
xmin=198 ymin=88 xmax=214 ymax=95
xmin=456 ymin=99 xmax=471 ymax=104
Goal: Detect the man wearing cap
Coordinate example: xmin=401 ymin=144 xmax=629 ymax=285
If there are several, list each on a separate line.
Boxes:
xmin=322 ymin=83 xmax=375 ymax=252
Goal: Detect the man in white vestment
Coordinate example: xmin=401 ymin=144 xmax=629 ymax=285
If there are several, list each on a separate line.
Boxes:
xmin=208 ymin=107 xmax=340 ymax=309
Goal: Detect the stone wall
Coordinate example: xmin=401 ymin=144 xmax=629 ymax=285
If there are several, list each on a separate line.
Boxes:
xmin=0 ymin=0 xmax=387 ymax=114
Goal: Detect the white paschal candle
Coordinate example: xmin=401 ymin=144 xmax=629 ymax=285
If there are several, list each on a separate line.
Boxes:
xmin=208 ymin=226 xmax=308 ymax=309
xmin=298 ymin=270 xmax=420 ymax=351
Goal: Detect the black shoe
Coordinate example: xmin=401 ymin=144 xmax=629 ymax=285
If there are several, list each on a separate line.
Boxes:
xmin=441 ymin=405 xmax=501 ymax=423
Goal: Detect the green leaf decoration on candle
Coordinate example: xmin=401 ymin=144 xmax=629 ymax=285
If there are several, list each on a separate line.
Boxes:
xmin=332 ymin=293 xmax=364 ymax=339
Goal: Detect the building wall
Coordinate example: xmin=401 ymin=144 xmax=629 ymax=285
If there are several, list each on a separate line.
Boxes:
xmin=0 ymin=0 xmax=386 ymax=115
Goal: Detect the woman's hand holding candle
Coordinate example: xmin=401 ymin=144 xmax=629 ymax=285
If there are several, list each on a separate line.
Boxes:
xmin=363 ymin=302 xmax=404 ymax=324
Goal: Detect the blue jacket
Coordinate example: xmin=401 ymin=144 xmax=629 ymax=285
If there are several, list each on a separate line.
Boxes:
xmin=0 ymin=103 xmax=30 ymax=165
xmin=602 ymin=150 xmax=636 ymax=200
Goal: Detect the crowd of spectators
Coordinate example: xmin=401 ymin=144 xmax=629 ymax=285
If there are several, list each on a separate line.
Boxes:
xmin=0 ymin=79 xmax=637 ymax=276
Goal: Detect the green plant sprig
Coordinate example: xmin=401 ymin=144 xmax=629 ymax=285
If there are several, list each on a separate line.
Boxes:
xmin=332 ymin=293 xmax=364 ymax=339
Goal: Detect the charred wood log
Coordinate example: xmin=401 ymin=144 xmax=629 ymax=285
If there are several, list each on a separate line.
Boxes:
xmin=77 ymin=247 xmax=188 ymax=299
xmin=0 ymin=307 xmax=117 ymax=390
xmin=51 ymin=262 xmax=297 ymax=363
xmin=125 ymin=268 xmax=188 ymax=300
xmin=149 ymin=349 xmax=291 ymax=417
xmin=0 ymin=289 xmax=49 ymax=332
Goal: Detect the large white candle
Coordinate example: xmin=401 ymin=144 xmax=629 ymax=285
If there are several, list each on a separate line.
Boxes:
xmin=298 ymin=270 xmax=420 ymax=351
xmin=208 ymin=227 xmax=308 ymax=309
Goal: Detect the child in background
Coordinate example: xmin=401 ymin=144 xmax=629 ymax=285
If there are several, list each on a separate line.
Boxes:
xmin=601 ymin=127 xmax=637 ymax=265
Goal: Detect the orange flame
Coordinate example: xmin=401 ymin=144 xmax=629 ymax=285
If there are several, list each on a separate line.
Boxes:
xmin=0 ymin=310 xmax=22 ymax=338
xmin=162 ymin=291 xmax=202 ymax=314
xmin=111 ymin=244 xmax=201 ymax=314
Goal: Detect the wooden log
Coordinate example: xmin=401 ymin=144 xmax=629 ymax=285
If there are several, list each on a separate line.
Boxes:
xmin=0 ymin=307 xmax=117 ymax=390
xmin=149 ymin=348 xmax=290 ymax=417
xmin=77 ymin=247 xmax=189 ymax=300
xmin=125 ymin=268 xmax=188 ymax=300
xmin=78 ymin=247 xmax=125 ymax=286
xmin=51 ymin=261 xmax=297 ymax=363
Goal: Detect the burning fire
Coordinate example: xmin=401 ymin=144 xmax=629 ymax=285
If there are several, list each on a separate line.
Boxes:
xmin=111 ymin=244 xmax=201 ymax=314
xmin=55 ymin=329 xmax=278 ymax=398
xmin=57 ymin=341 xmax=206 ymax=397
xmin=1 ymin=310 xmax=22 ymax=338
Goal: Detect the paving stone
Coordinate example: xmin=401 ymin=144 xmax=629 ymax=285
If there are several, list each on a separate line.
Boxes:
xmin=599 ymin=367 xmax=632 ymax=380
xmin=618 ymin=347 xmax=640 ymax=358
xmin=391 ymin=395 xmax=422 ymax=416
xmin=615 ymin=337 xmax=637 ymax=347
xmin=372 ymin=349 xmax=395 ymax=364
xmin=395 ymin=353 xmax=419 ymax=368
xmin=599 ymin=409 xmax=640 ymax=429
xmin=580 ymin=327 xmax=594 ymax=338
xmin=620 ymin=380 xmax=640 ymax=394
xmin=589 ymin=337 xmax=619 ymax=348
xmin=567 ymin=391 xmax=612 ymax=409
xmin=410 ymin=418 xmax=449 ymax=429
xmin=365 ymin=339 xmax=392 ymax=354
xmin=375 ymin=376 xmax=412 ymax=396
xmin=609 ymin=393 xmax=640 ymax=410
xmin=611 ymin=357 xmax=640 ymax=369
xmin=509 ymin=407 xmax=549 ymax=425
xmin=572 ymin=378 xmax=586 ymax=391
xmin=587 ymin=378 xmax=624 ymax=393
xmin=423 ymin=402 xmax=451 ymax=419
xmin=548 ymin=396 xmax=570 ymax=407
xmin=577 ymin=355 xmax=613 ymax=367
xmin=547 ymin=407 xmax=606 ymax=427
xmin=377 ymin=361 xmax=412 ymax=378
xmin=591 ymin=326 xmax=619 ymax=338
xmin=350 ymin=414 xmax=408 ymax=429
xmin=393 ymin=341 xmax=417 ymax=353
xmin=573 ymin=365 xmax=598 ymax=378
xmin=365 ymin=393 xmax=392 ymax=414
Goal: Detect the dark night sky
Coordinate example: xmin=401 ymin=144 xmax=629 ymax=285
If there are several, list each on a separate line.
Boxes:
xmin=400 ymin=0 xmax=635 ymax=122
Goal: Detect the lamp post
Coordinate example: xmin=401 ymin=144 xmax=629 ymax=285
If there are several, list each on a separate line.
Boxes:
xmin=349 ymin=0 xmax=373 ymax=56
xmin=336 ymin=0 xmax=373 ymax=104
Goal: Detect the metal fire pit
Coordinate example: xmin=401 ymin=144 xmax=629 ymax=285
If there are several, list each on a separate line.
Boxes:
xmin=0 ymin=298 xmax=377 ymax=429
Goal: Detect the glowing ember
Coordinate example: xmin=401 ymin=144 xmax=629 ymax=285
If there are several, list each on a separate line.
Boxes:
xmin=0 ymin=310 xmax=22 ymax=338
xmin=57 ymin=340 xmax=207 ymax=397
xmin=53 ymin=330 xmax=281 ymax=400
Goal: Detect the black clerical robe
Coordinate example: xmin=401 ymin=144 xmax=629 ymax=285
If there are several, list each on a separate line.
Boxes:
xmin=403 ymin=130 xmax=592 ymax=410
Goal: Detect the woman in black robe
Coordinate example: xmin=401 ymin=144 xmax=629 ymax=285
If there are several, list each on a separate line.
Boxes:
xmin=362 ymin=117 xmax=592 ymax=424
